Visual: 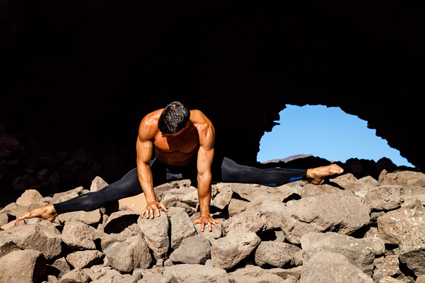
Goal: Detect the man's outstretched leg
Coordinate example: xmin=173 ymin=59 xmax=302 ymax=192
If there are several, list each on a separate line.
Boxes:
xmin=306 ymin=164 xmax=344 ymax=185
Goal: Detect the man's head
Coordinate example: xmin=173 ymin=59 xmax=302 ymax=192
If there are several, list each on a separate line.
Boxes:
xmin=158 ymin=101 xmax=190 ymax=135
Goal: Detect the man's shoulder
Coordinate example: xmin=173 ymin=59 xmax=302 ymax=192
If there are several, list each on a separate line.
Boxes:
xmin=139 ymin=109 xmax=162 ymax=139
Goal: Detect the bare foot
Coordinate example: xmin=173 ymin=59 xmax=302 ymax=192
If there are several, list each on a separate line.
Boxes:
xmin=18 ymin=204 xmax=58 ymax=222
xmin=307 ymin=164 xmax=344 ymax=185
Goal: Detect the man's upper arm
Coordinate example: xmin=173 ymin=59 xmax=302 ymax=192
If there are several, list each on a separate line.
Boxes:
xmin=136 ymin=118 xmax=155 ymax=165
xmin=197 ymin=123 xmax=215 ymax=176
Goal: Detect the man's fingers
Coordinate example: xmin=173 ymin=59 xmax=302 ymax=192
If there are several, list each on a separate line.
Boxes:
xmin=158 ymin=203 xmax=168 ymax=212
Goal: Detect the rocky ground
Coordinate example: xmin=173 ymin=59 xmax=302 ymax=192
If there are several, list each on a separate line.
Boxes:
xmin=2 ymin=169 xmax=425 ymax=282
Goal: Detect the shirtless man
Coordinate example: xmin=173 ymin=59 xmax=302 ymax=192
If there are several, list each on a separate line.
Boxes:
xmin=4 ymin=101 xmax=343 ymax=231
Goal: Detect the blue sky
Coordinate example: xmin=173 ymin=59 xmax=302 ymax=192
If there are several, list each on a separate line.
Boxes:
xmin=257 ymin=105 xmax=413 ymax=167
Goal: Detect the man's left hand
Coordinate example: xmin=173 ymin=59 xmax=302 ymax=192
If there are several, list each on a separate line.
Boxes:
xmin=193 ymin=215 xmax=221 ymax=232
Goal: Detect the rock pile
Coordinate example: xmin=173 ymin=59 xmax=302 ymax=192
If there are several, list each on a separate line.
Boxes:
xmin=2 ymin=169 xmax=425 ymax=282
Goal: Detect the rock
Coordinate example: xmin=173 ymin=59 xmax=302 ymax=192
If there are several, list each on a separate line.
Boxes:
xmin=281 ymin=191 xmax=371 ymax=244
xmin=254 ymin=241 xmax=301 ymax=268
xmin=169 ymin=211 xmax=196 ymax=249
xmin=381 ymin=171 xmax=425 ymax=187
xmin=66 ymin=250 xmax=103 ymax=269
xmin=0 ymin=221 xmax=62 ymax=260
xmin=59 ymin=268 xmax=90 ymax=283
xmin=50 ymin=257 xmax=71 ymax=279
xmin=195 ymin=222 xmax=223 ymax=240
xmin=361 ymin=185 xmax=404 ymax=211
xmin=170 ymin=235 xmax=211 ymax=264
xmin=227 ymin=198 xmax=249 ymax=216
xmin=373 ymin=255 xmax=401 ymax=282
xmin=300 ymin=251 xmax=374 ymax=283
xmin=163 ymin=264 xmax=227 ymax=282
xmin=61 ymin=220 xmax=99 ymax=250
xmin=379 ymin=276 xmax=404 ymax=283
xmin=103 ymin=210 xmax=140 ymax=234
xmin=58 ymin=209 xmax=102 ymax=226
xmin=377 ymin=208 xmax=425 ymax=276
xmin=16 ymin=189 xmax=43 ymax=206
xmin=118 ymin=193 xmax=147 ymax=214
xmin=52 ymin=186 xmax=84 ymax=204
xmin=0 ymin=249 xmax=46 ymax=283
xmin=211 ymin=185 xmax=233 ymax=209
xmin=228 ymin=265 xmax=291 ymax=283
xmin=90 ymin=176 xmax=109 ymax=192
xmin=300 ymin=232 xmax=385 ymax=276
xmin=103 ymin=235 xmax=152 ymax=272
xmin=211 ymin=226 xmax=261 ymax=270
xmin=222 ymin=209 xmax=269 ymax=233
xmin=137 ymin=212 xmax=170 ymax=260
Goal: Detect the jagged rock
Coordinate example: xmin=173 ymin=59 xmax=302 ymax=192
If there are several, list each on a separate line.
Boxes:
xmin=381 ymin=171 xmax=425 ymax=187
xmin=59 ymin=268 xmax=90 ymax=283
xmin=16 ymin=189 xmax=43 ymax=206
xmin=50 ymin=257 xmax=71 ymax=279
xmin=90 ymin=176 xmax=109 ymax=192
xmin=103 ymin=210 xmax=139 ymax=234
xmin=280 ymin=191 xmax=371 ymax=244
xmin=227 ymin=198 xmax=249 ymax=216
xmin=300 ymin=232 xmax=385 ymax=276
xmin=0 ymin=221 xmax=62 ymax=260
xmin=169 ymin=211 xmax=196 ymax=249
xmin=137 ymin=212 xmax=170 ymax=260
xmin=162 ymin=264 xmax=227 ymax=282
xmin=254 ymin=241 xmax=301 ymax=268
xmin=211 ymin=185 xmax=233 ymax=209
xmin=61 ymin=220 xmax=99 ymax=250
xmin=211 ymin=226 xmax=261 ymax=270
xmin=222 ymin=209 xmax=269 ymax=233
xmin=228 ymin=265 xmax=294 ymax=283
xmin=300 ymin=251 xmax=374 ymax=283
xmin=103 ymin=235 xmax=152 ymax=272
xmin=170 ymin=235 xmax=211 ymax=264
xmin=66 ymin=250 xmax=104 ymax=269
xmin=58 ymin=209 xmax=102 ymax=226
xmin=373 ymin=255 xmax=401 ymax=282
xmin=358 ymin=185 xmax=404 ymax=211
xmin=378 ymin=276 xmax=404 ymax=283
xmin=0 ymin=249 xmax=46 ymax=283
xmin=377 ymin=208 xmax=425 ymax=276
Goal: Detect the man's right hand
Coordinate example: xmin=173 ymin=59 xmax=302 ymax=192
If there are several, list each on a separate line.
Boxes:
xmin=142 ymin=200 xmax=168 ymax=219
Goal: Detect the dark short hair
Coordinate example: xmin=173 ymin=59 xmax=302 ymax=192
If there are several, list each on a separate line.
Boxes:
xmin=158 ymin=101 xmax=190 ymax=134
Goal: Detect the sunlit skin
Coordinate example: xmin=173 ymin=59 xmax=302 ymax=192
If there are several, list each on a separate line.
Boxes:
xmin=4 ymin=108 xmax=343 ymax=231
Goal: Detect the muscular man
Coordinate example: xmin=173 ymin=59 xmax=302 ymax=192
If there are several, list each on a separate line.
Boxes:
xmin=6 ymin=101 xmax=343 ymax=231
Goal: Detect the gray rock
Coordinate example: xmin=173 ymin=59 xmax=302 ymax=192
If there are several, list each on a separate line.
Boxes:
xmin=195 ymin=222 xmax=223 ymax=240
xmin=104 ymin=210 xmax=140 ymax=234
xmin=103 ymin=235 xmax=152 ymax=272
xmin=16 ymin=189 xmax=43 ymax=206
xmin=281 ymin=191 xmax=370 ymax=244
xmin=90 ymin=176 xmax=109 ymax=192
xmin=61 ymin=220 xmax=99 ymax=250
xmin=169 ymin=211 xmax=196 ymax=249
xmin=300 ymin=251 xmax=374 ymax=283
xmin=212 ymin=186 xmax=233 ymax=210
xmin=228 ymin=265 xmax=289 ymax=283
xmin=222 ymin=209 xmax=269 ymax=233
xmin=170 ymin=235 xmax=211 ymax=264
xmin=373 ymin=255 xmax=401 ymax=282
xmin=50 ymin=257 xmax=71 ymax=279
xmin=254 ymin=241 xmax=301 ymax=268
xmin=1 ymin=221 xmax=62 ymax=260
xmin=0 ymin=249 xmax=46 ymax=283
xmin=137 ymin=212 xmax=170 ymax=260
xmin=59 ymin=268 xmax=90 ymax=283
xmin=300 ymin=232 xmax=385 ymax=276
xmin=211 ymin=226 xmax=261 ymax=270
xmin=58 ymin=209 xmax=102 ymax=226
xmin=163 ymin=264 xmax=227 ymax=282
xmin=66 ymin=250 xmax=104 ymax=269
xmin=361 ymin=185 xmax=404 ymax=211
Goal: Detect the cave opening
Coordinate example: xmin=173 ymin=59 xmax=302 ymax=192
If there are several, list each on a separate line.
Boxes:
xmin=257 ymin=105 xmax=413 ymax=167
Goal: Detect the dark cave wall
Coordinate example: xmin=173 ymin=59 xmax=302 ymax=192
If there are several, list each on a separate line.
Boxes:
xmin=1 ymin=0 xmax=424 ymax=182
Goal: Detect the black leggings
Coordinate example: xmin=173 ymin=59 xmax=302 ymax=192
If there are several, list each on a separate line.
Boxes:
xmin=54 ymin=156 xmax=307 ymax=214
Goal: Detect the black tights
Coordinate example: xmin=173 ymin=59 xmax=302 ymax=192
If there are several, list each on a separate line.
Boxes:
xmin=54 ymin=156 xmax=307 ymax=214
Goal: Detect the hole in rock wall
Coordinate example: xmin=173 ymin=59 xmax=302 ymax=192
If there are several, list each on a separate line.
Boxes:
xmin=257 ymin=105 xmax=413 ymax=167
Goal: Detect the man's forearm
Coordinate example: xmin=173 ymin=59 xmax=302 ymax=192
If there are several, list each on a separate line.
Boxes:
xmin=197 ymin=175 xmax=212 ymax=216
xmin=137 ymin=163 xmax=157 ymax=203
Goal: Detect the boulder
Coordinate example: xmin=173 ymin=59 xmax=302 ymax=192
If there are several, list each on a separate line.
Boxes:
xmin=373 ymin=255 xmax=401 ymax=282
xmin=103 ymin=210 xmax=140 ymax=234
xmin=360 ymin=185 xmax=404 ymax=211
xmin=103 ymin=234 xmax=152 ymax=272
xmin=280 ymin=191 xmax=370 ymax=244
xmin=66 ymin=250 xmax=103 ymax=269
xmin=57 ymin=209 xmax=102 ymax=226
xmin=254 ymin=241 xmax=301 ymax=268
xmin=300 ymin=251 xmax=374 ymax=283
xmin=137 ymin=212 xmax=170 ymax=260
xmin=170 ymin=235 xmax=211 ymax=264
xmin=0 ymin=221 xmax=62 ymax=259
xmin=300 ymin=232 xmax=385 ymax=276
xmin=163 ymin=264 xmax=227 ymax=282
xmin=377 ymin=208 xmax=425 ymax=276
xmin=16 ymin=189 xmax=43 ymax=206
xmin=61 ymin=220 xmax=99 ymax=250
xmin=211 ymin=226 xmax=261 ymax=270
xmin=169 ymin=211 xmax=196 ymax=249
xmin=0 ymin=249 xmax=46 ymax=283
